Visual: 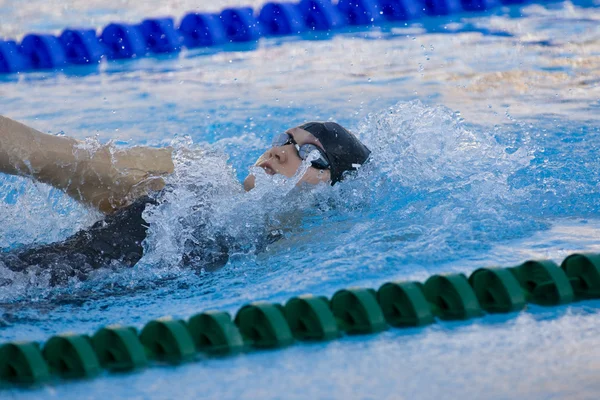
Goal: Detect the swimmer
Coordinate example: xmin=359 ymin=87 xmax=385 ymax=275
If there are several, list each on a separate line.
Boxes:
xmin=0 ymin=116 xmax=370 ymax=284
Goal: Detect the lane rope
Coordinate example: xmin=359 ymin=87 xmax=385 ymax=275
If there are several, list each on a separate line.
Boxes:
xmin=0 ymin=0 xmax=567 ymax=74
xmin=1 ymin=253 xmax=599 ymax=387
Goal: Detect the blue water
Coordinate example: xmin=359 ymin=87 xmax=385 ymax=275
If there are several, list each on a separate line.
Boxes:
xmin=2 ymin=1 xmax=600 ymax=398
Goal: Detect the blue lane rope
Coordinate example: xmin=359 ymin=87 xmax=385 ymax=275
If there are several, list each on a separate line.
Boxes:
xmin=0 ymin=0 xmax=553 ymax=75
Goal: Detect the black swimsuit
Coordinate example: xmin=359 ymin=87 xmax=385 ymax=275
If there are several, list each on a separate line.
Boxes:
xmin=0 ymin=197 xmax=155 ymax=285
xmin=0 ymin=196 xmax=280 ymax=286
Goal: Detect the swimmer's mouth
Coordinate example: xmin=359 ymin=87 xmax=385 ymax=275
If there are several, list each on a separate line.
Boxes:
xmin=258 ymin=161 xmax=276 ymax=175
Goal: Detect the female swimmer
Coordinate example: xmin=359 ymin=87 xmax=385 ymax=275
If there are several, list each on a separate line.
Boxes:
xmin=0 ymin=116 xmax=370 ymax=284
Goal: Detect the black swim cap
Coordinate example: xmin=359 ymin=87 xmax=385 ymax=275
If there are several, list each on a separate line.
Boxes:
xmin=298 ymin=122 xmax=371 ymax=184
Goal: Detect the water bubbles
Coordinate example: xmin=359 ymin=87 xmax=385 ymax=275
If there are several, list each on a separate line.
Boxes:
xmin=140 ymin=141 xmax=332 ymax=274
xmin=357 ymin=100 xmax=531 ymax=195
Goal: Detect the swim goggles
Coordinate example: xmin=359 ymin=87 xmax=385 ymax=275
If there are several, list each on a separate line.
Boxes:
xmin=271 ymin=133 xmax=331 ymax=170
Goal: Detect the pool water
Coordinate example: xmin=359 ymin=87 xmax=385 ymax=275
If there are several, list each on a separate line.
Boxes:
xmin=2 ymin=1 xmax=600 ymax=398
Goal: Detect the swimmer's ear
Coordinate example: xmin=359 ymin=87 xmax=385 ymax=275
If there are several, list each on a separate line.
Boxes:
xmin=318 ymin=168 xmax=332 ymax=184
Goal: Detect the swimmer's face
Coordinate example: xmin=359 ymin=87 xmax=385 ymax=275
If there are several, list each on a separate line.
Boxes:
xmin=243 ymin=127 xmax=331 ymax=191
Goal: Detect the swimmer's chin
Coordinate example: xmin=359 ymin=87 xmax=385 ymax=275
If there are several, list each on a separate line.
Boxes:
xmin=243 ymin=174 xmax=255 ymax=191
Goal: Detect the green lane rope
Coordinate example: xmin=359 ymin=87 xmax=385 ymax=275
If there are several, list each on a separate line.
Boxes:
xmin=510 ymin=260 xmax=575 ymax=305
xmin=235 ymin=303 xmax=294 ymax=349
xmin=331 ymin=288 xmax=387 ymax=334
xmin=42 ymin=335 xmax=101 ymax=379
xmin=423 ymin=274 xmax=484 ymax=320
xmin=377 ymin=281 xmax=434 ymax=327
xmin=0 ymin=343 xmax=50 ymax=384
xmin=468 ymin=268 xmax=526 ymax=313
xmin=2 ymin=252 xmax=600 ymax=387
xmin=139 ymin=318 xmax=196 ymax=363
xmin=284 ymin=296 xmax=339 ymax=341
xmin=187 ymin=311 xmax=244 ymax=355
xmin=561 ymin=254 xmax=600 ymax=299
xmin=92 ymin=326 xmax=148 ymax=372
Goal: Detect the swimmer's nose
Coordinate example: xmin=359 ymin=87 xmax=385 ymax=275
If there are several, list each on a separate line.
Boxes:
xmin=271 ymin=146 xmax=288 ymax=164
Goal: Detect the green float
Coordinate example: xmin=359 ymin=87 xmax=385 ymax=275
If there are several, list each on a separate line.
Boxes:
xmin=91 ymin=325 xmax=148 ymax=371
xmin=42 ymin=334 xmax=101 ymax=379
xmin=187 ymin=311 xmax=244 ymax=354
xmin=0 ymin=342 xmax=50 ymax=385
xmin=234 ymin=302 xmax=294 ymax=348
xmin=423 ymin=274 xmax=483 ymax=320
xmin=139 ymin=318 xmax=196 ymax=363
xmin=561 ymin=253 xmax=600 ymax=299
xmin=376 ymin=282 xmax=434 ymax=327
xmin=284 ymin=295 xmax=339 ymax=341
xmin=468 ymin=268 xmax=526 ymax=313
xmin=509 ymin=260 xmax=574 ymax=305
xmin=330 ymin=288 xmax=387 ymax=334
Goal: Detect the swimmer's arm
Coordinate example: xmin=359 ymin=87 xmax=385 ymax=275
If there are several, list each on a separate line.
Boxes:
xmin=0 ymin=115 xmax=79 ymax=177
xmin=0 ymin=115 xmax=175 ymax=214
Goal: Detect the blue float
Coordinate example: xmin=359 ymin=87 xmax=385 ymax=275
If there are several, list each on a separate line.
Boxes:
xmin=258 ymin=3 xmax=307 ymax=36
xmin=59 ymin=29 xmax=104 ymax=65
xmin=424 ymin=0 xmax=464 ymax=15
xmin=337 ymin=0 xmax=384 ymax=25
xmin=461 ymin=0 xmax=500 ymax=10
xmin=0 ymin=40 xmax=31 ymax=73
xmin=379 ymin=0 xmax=423 ymax=20
xmin=298 ymin=0 xmax=347 ymax=31
xmin=220 ymin=8 xmax=262 ymax=42
xmin=139 ymin=18 xmax=182 ymax=53
xmin=179 ymin=13 xmax=227 ymax=47
xmin=20 ymin=34 xmax=67 ymax=70
xmin=100 ymin=23 xmax=147 ymax=59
